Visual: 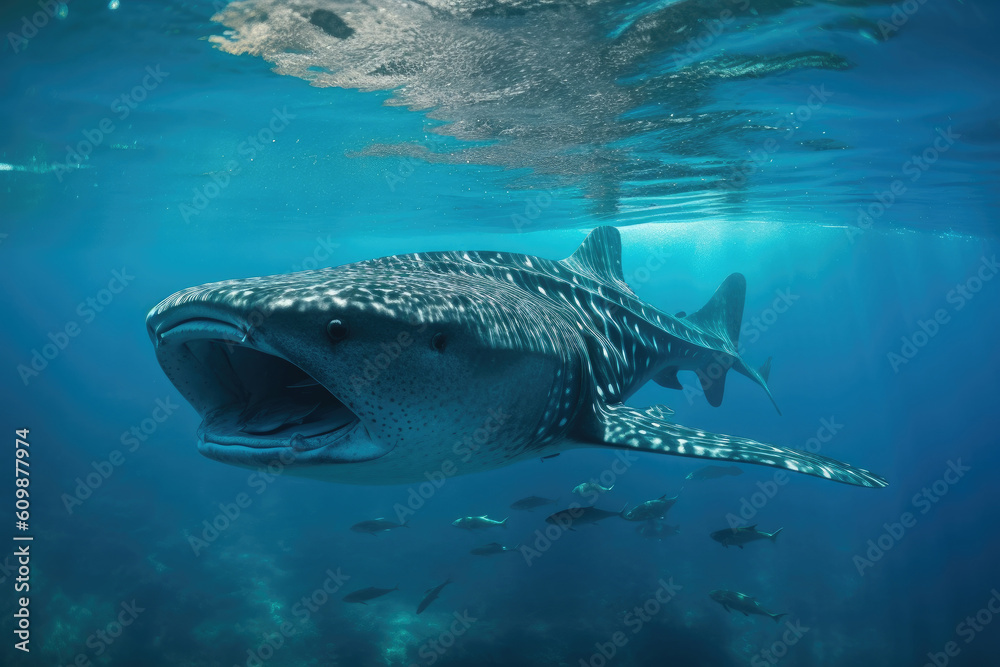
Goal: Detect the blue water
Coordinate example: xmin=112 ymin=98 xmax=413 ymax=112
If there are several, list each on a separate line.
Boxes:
xmin=2 ymin=0 xmax=999 ymax=665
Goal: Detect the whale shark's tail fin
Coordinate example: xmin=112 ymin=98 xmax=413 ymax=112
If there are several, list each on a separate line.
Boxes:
xmin=686 ymin=273 xmax=746 ymax=348
xmin=734 ymin=355 xmax=781 ymax=415
xmin=566 ymin=228 xmax=779 ymax=412
xmin=685 ymin=273 xmax=780 ymax=414
xmin=771 ymin=612 xmax=788 ymax=623
xmin=769 ymin=527 xmax=783 ymax=541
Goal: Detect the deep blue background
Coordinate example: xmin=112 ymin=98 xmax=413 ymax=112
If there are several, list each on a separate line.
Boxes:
xmin=1 ymin=0 xmax=998 ymax=665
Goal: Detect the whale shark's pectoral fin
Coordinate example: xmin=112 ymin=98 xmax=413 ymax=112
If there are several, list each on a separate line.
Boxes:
xmin=577 ymin=403 xmax=888 ymax=488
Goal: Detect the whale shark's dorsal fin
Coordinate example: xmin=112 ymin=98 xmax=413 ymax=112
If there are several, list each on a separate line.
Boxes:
xmin=561 ymin=226 xmax=636 ymax=296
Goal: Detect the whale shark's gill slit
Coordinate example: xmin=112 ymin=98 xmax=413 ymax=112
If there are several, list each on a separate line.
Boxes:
xmin=182 ymin=340 xmax=360 ymax=445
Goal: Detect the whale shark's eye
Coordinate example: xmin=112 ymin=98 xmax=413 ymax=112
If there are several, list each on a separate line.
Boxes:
xmin=431 ymin=332 xmax=447 ymax=353
xmin=326 ymin=319 xmax=349 ymax=342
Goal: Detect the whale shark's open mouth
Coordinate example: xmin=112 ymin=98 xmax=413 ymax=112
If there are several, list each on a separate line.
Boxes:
xmin=149 ymin=316 xmax=385 ymax=465
xmin=187 ymin=339 xmax=359 ymax=447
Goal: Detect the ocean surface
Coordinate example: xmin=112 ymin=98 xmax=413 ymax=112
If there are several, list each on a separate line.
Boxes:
xmin=1 ymin=0 xmax=999 ymax=665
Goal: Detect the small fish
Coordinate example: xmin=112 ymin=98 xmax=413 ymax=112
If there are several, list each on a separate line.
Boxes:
xmin=540 ymin=453 xmax=561 ymax=461
xmin=470 ymin=542 xmax=519 ymax=556
xmin=709 ymin=589 xmax=787 ymax=622
xmin=710 ymin=525 xmax=782 ymax=549
xmin=342 ymin=585 xmax=398 ymax=604
xmin=636 ymin=521 xmax=680 ymax=540
xmin=572 ymin=481 xmax=614 ymax=497
xmin=509 ymin=496 xmax=558 ymax=511
xmin=621 ymin=493 xmax=679 ymax=521
xmin=545 ymin=504 xmax=626 ymax=530
xmin=350 ymin=518 xmax=408 ymax=535
xmin=452 ymin=515 xmax=508 ymax=530
xmin=416 ymin=578 xmax=451 ymax=614
xmin=686 ymin=465 xmax=744 ymax=481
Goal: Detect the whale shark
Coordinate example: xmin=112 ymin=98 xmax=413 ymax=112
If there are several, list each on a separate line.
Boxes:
xmin=146 ymin=226 xmax=887 ymax=487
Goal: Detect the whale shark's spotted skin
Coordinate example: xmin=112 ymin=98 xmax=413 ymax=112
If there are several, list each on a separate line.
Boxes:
xmin=147 ymin=227 xmax=887 ymax=488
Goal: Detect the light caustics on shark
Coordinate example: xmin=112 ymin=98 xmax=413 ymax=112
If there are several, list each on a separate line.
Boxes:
xmin=146 ymin=227 xmax=887 ymax=488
